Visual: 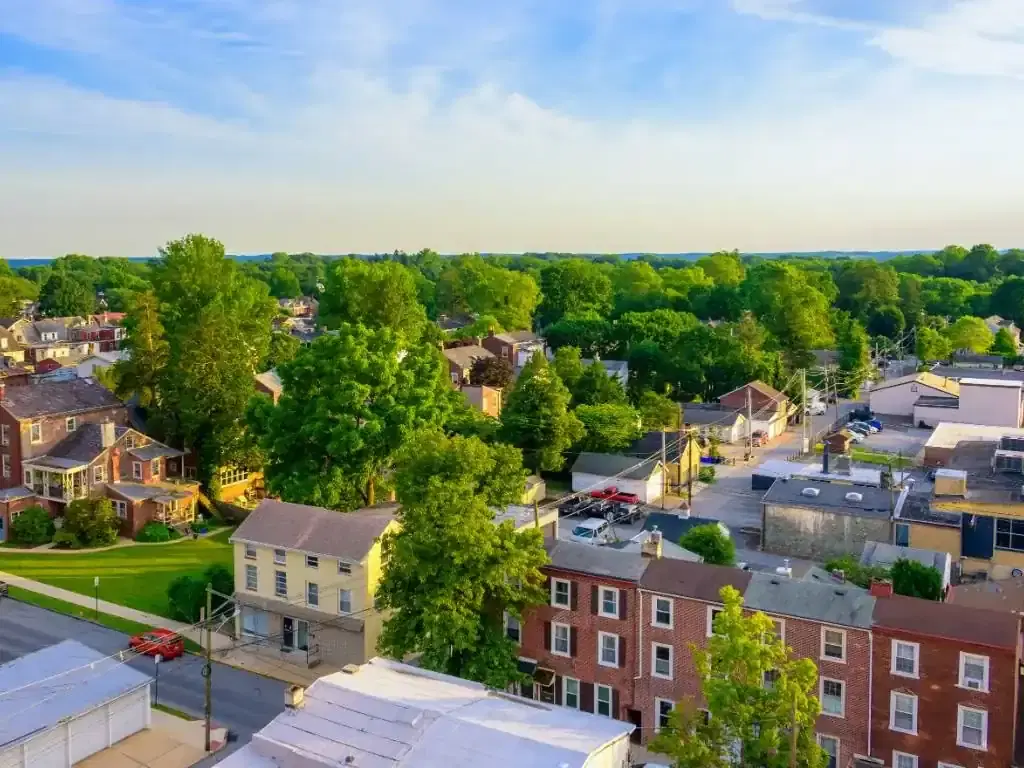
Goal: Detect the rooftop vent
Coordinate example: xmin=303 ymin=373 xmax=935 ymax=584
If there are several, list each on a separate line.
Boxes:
xmin=801 ymin=487 xmax=820 ymax=498
xmin=845 ymin=492 xmax=863 ymax=503
xmin=284 ymin=686 xmax=305 ymax=709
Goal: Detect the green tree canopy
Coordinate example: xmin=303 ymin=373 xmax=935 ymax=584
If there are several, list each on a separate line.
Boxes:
xmin=834 ymin=313 xmax=871 ymax=398
xmin=574 ymin=403 xmax=642 ymax=453
xmin=695 ymin=251 xmax=745 ymax=287
xmin=914 ymin=325 xmax=952 ymax=363
xmin=265 ymin=331 xmax=302 ymax=370
xmin=636 ymin=391 xmax=680 ymax=431
xmin=552 ymin=346 xmax=586 ymax=391
xmin=319 ymin=259 xmax=427 ymax=340
xmin=435 ymin=255 xmax=539 ymax=331
xmin=945 ymin=315 xmax=993 ymax=353
xmin=543 ymin=312 xmax=613 ymax=356
xmin=537 ymin=259 xmax=613 ymax=326
xmin=890 ymin=559 xmax=943 ymax=601
xmin=375 ymin=430 xmax=547 ymax=687
xmin=39 ymin=270 xmax=95 ymax=317
xmin=573 ymin=360 xmax=628 ymax=406
xmin=650 ymin=585 xmax=826 ymax=768
xmin=500 ymin=352 xmax=584 ymax=472
xmin=743 ymin=262 xmax=833 ymax=368
xmin=992 ymin=327 xmax=1018 ymax=361
xmin=114 ymin=290 xmax=168 ymax=409
xmin=248 ymin=325 xmax=455 ymax=510
xmin=679 ymin=523 xmax=735 ymax=565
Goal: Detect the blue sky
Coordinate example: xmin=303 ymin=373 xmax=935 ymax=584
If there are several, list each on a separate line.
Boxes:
xmin=0 ymin=0 xmax=1022 ymax=256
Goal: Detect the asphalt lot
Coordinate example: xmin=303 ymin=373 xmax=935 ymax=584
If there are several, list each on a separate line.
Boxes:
xmin=0 ymin=598 xmax=286 ymax=764
xmin=847 ymin=425 xmax=931 ymax=461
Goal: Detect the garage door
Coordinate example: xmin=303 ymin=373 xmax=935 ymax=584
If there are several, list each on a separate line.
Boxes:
xmin=24 ymin=726 xmax=66 ymax=768
xmin=69 ymin=705 xmax=109 ymax=764
xmin=110 ymin=688 xmax=149 ymax=745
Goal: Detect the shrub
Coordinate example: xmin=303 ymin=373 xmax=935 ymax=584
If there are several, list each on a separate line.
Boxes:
xmin=10 ymin=505 xmax=54 ymax=546
xmin=135 ymin=522 xmax=171 ymax=543
xmin=679 ymin=523 xmax=735 ymax=566
xmin=823 ymin=555 xmax=889 ymax=589
xmin=698 ymin=466 xmax=716 ymax=483
xmin=165 ymin=563 xmax=236 ymax=622
xmin=63 ymin=498 xmax=121 ymax=547
xmin=891 ymin=558 xmax=943 ymax=601
xmin=51 ymin=530 xmax=81 ymax=549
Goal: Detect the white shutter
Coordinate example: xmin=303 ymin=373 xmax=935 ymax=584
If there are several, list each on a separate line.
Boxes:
xmin=69 ymin=706 xmax=109 ymax=763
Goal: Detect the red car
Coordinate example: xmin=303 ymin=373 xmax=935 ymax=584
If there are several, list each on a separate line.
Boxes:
xmin=589 ymin=486 xmax=641 ymax=505
xmin=129 ymin=628 xmax=185 ymax=660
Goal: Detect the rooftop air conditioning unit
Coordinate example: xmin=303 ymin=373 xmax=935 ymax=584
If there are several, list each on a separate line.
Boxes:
xmin=801 ymin=487 xmax=820 ymax=498
xmin=845 ymin=492 xmax=863 ymax=502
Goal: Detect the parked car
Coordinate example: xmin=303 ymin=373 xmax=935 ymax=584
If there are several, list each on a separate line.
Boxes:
xmin=846 ymin=430 xmax=866 ymax=443
xmin=751 ymin=430 xmax=768 ymax=447
xmin=589 ymin=486 xmax=641 ymax=505
xmin=569 ymin=518 xmax=613 ymax=545
xmin=850 ymin=421 xmax=878 ymax=433
xmin=604 ymin=501 xmax=642 ymax=524
xmin=805 ymin=402 xmax=826 ymax=415
xmin=847 ymin=424 xmax=871 ymax=437
xmin=867 ymin=419 xmax=883 ymax=431
xmin=129 ymin=628 xmax=185 ymax=660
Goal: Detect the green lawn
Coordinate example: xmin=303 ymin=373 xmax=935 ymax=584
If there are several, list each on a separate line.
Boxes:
xmin=0 ymin=529 xmax=235 ymax=619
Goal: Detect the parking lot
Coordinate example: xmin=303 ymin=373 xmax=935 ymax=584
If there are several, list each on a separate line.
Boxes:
xmin=847 ymin=424 xmax=931 ymax=460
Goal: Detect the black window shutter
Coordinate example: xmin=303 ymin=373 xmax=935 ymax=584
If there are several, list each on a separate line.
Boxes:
xmin=544 ymin=575 xmax=551 ymax=597
xmin=618 ymin=636 xmax=626 ymax=668
xmin=619 ymin=589 xmax=628 ymax=620
xmin=612 ymin=687 xmax=620 ymax=719
xmin=570 ymin=581 xmax=578 ymax=610
xmin=570 ymin=627 xmax=578 ymax=657
xmin=543 ymin=621 xmax=551 ymax=651
xmin=555 ymin=675 xmax=563 ymax=705
xmin=581 ymin=682 xmax=595 ymax=713
xmin=591 ymin=585 xmax=599 ymax=615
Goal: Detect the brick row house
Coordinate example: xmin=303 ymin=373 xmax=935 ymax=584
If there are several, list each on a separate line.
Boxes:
xmin=0 ymin=379 xmax=199 ymax=541
xmin=518 ymin=538 xmax=1021 ymax=768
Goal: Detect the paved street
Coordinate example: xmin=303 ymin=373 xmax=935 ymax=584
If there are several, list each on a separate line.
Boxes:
xmin=0 ymin=598 xmax=286 ymax=764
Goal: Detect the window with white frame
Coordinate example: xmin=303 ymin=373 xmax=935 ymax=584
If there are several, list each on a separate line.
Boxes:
xmin=505 ymin=613 xmax=521 ymax=643
xmin=1 ymin=424 xmax=8 ymax=446
xmin=113 ymin=500 xmax=127 ymax=519
xmin=595 ymin=684 xmax=612 ymax=717
xmin=892 ymin=752 xmax=918 ymax=768
xmin=273 ymin=548 xmax=286 ymax=565
xmin=820 ymin=679 xmax=844 ymax=717
xmin=93 ymin=464 xmax=104 ymax=483
xmin=562 ymin=677 xmax=579 ymax=709
xmin=652 ymin=643 xmax=672 ymax=679
xmin=655 ymin=698 xmax=674 ymax=731
xmin=598 ymin=632 xmax=619 ymax=667
xmin=890 ymin=692 xmax=918 ymax=734
xmin=599 ymin=587 xmax=619 ymax=618
xmin=306 ymin=554 xmax=319 ymax=568
xmin=821 ymin=628 xmax=846 ymax=662
xmin=274 ymin=570 xmax=287 ymax=597
xmin=306 ymin=582 xmax=319 ymax=607
xmin=339 ymin=589 xmax=352 ymax=614
xmin=219 ymin=467 xmax=250 ymax=486
xmin=132 ymin=461 xmax=142 ymax=480
xmin=957 ymin=706 xmax=987 ymax=750
xmin=338 ymin=561 xmax=351 ymax=575
xmin=30 ymin=422 xmax=41 ymax=444
xmin=245 ymin=565 xmax=258 ymax=591
xmin=551 ymin=578 xmax=570 ymax=607
xmin=707 ymin=606 xmax=723 ymax=636
xmin=244 ymin=543 xmax=257 ymax=560
xmin=125 ymin=434 xmax=136 ymax=449
xmin=653 ymin=596 xmax=672 ymax=628
xmin=22 ymin=468 xmax=31 ymax=486
xmin=552 ymin=623 xmax=570 ymax=656
xmin=65 ymin=416 xmax=76 ymax=432
xmin=151 ymin=458 xmax=160 ymax=477
xmin=959 ymin=652 xmax=989 ymax=692
xmin=817 ymin=735 xmax=839 ymax=768
xmin=892 ymin=640 xmax=919 ymax=677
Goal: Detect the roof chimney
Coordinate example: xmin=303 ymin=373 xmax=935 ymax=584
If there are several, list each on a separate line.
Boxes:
xmin=642 ymin=528 xmax=663 ymax=559
xmin=100 ymin=420 xmax=116 ymax=449
xmin=869 ymin=579 xmax=893 ymax=598
xmin=284 ymin=685 xmax=305 ymax=709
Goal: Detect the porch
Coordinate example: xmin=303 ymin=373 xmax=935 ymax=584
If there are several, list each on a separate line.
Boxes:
xmin=22 ymin=461 xmax=90 ymax=503
xmin=153 ymin=491 xmax=197 ymax=526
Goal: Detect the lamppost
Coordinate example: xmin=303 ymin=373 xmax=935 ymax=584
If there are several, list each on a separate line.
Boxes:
xmin=93 ymin=576 xmax=99 ymax=619
xmin=154 ymin=654 xmax=161 ymax=707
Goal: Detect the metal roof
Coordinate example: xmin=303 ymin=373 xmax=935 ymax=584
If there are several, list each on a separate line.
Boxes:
xmin=860 ymin=541 xmax=950 ymax=574
xmin=0 ymin=640 xmax=150 ymax=750
xmin=217 ymin=657 xmax=631 ymax=768
xmin=570 ymin=452 xmax=661 ymax=481
xmin=545 ymin=540 xmax=651 ymax=582
xmin=744 ymin=572 xmax=875 ymax=629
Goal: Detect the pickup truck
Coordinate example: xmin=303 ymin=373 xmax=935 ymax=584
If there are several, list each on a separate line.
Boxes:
xmin=588 ymin=486 xmax=641 ymax=505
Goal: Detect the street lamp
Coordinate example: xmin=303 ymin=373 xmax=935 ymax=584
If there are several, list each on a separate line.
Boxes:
xmin=154 ymin=654 xmax=161 ymax=707
xmin=93 ymin=576 xmax=99 ymax=619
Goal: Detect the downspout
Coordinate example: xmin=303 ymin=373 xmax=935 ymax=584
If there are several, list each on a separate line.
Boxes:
xmin=867 ymin=629 xmax=873 ymax=756
xmin=635 ymin=590 xmax=644 ymax=682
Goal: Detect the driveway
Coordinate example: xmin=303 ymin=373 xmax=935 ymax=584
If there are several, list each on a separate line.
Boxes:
xmin=0 ymin=598 xmax=285 ymax=764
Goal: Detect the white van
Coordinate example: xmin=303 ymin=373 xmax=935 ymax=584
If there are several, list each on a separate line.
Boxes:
xmin=569 ymin=518 xmax=612 ymax=545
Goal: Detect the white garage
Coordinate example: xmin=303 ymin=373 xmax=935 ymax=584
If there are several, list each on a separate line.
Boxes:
xmin=570 ymin=452 xmax=665 ymax=504
xmin=0 ymin=640 xmax=151 ymax=768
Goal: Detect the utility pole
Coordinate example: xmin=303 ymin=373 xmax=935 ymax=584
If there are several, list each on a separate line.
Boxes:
xmin=204 ymin=583 xmax=213 ymax=753
xmin=746 ymin=387 xmax=753 ymax=459
xmin=660 ymin=429 xmax=667 ymax=509
xmin=686 ymin=427 xmax=693 ymax=510
xmin=800 ymin=368 xmax=809 ymax=455
xmin=678 ymin=403 xmax=685 ymax=504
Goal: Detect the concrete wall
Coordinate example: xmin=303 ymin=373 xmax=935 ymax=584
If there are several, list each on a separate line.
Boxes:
xmin=959 ymin=383 xmax=1023 ymax=428
xmin=762 ymin=503 xmax=891 ymax=561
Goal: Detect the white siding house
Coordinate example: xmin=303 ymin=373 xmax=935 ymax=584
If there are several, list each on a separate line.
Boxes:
xmin=570 ymin=452 xmax=665 ymax=504
xmin=0 ymin=640 xmax=151 ymax=768
xmin=869 ymin=372 xmax=960 ymax=417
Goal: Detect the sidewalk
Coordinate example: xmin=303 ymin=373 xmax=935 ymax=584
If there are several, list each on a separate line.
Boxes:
xmin=0 ymin=570 xmax=331 ymax=686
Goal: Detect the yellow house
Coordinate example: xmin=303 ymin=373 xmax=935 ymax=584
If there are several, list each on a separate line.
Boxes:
xmin=230 ymin=499 xmax=399 ymax=670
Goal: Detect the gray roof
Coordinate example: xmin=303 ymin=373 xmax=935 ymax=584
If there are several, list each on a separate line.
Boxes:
xmin=107 ymin=482 xmax=165 ymax=501
xmin=570 ymin=452 xmax=661 ymax=481
xmin=45 ymin=423 xmax=129 ymax=463
xmin=680 ymin=403 xmax=744 ymax=427
xmin=545 ymin=540 xmax=651 ymax=582
xmin=606 ymin=532 xmax=703 ymax=562
xmin=929 ymin=365 xmax=1024 ymax=382
xmin=744 ymin=572 xmax=875 ymax=629
xmin=642 ymin=513 xmax=728 ymax=545
xmin=897 ymin=493 xmax=961 ymax=527
xmin=128 ymin=442 xmax=184 ymax=461
xmin=23 ymin=455 xmax=88 ymax=470
xmin=442 ymin=344 xmax=494 ymax=369
xmin=1 ymin=379 xmax=122 ymax=419
xmin=762 ymin=478 xmax=898 ymax=519
xmin=232 ymin=499 xmax=398 ymax=562
xmin=0 ymin=486 xmax=33 ymax=501
xmin=0 ymin=640 xmax=150 ymax=749
xmin=861 ymin=541 xmax=950 ymax=573
xmin=494 ymin=330 xmax=541 ymax=344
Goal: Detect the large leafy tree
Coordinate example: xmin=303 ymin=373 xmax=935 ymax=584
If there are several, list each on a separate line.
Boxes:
xmin=834 ymin=313 xmax=871 ymax=397
xmin=39 ymin=270 xmax=95 ymax=317
xmin=833 ymin=260 xmax=899 ymax=315
xmin=743 ymin=263 xmax=832 ymax=368
xmin=695 ymin=251 xmax=745 ymax=287
xmin=989 ymin=277 xmax=1024 ymax=326
xmin=0 ymin=267 xmax=38 ymax=317
xmin=915 ymin=325 xmax=952 ymax=363
xmin=115 ymin=290 xmax=168 ymax=409
xmin=435 ymin=254 xmax=539 ymax=330
xmin=992 ymin=327 xmax=1018 ymax=361
xmin=376 ymin=430 xmax=547 ymax=688
xmin=574 ymin=403 xmax=642 ymax=453
xmin=319 ymin=258 xmax=426 ymax=339
xmin=500 ymin=352 xmax=584 ymax=471
xmin=543 ymin=312 xmax=613 ymax=356
xmin=143 ymin=235 xmax=276 ymax=484
xmin=637 ymin=391 xmax=680 ymax=431
xmin=537 ymin=259 xmax=613 ymax=326
xmin=679 ymin=523 xmax=735 ymax=566
xmin=650 ymin=586 xmax=826 ymax=768
xmin=612 ymin=261 xmax=667 ymax=315
xmin=573 ymin=360 xmax=628 ymax=406
xmin=248 ymin=325 xmax=454 ymax=509
xmin=945 ymin=315 xmax=993 ymax=353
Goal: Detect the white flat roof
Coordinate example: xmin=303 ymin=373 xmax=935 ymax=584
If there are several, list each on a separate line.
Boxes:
xmin=935 ymin=468 xmax=967 ymax=479
xmin=926 ymin=422 xmax=1024 ymax=449
xmin=217 ymin=658 xmax=632 ymax=768
xmin=959 ymin=378 xmax=1023 ymax=388
xmin=754 ymin=459 xmax=907 ymax=486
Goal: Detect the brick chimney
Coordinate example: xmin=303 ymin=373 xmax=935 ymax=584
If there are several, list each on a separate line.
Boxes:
xmin=869 ymin=579 xmax=893 ymax=598
xmin=642 ymin=527 xmax=663 ymax=559
xmin=110 ymin=447 xmax=121 ymax=481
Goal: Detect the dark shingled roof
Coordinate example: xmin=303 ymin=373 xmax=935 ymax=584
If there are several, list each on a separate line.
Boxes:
xmin=232 ymin=499 xmax=398 ymax=562
xmin=762 ymin=478 xmax=897 ymax=519
xmin=127 ymin=443 xmax=183 ymax=461
xmin=624 ymin=432 xmax=695 ymax=463
xmin=640 ymin=558 xmax=752 ymax=602
xmin=1 ymin=380 xmax=122 ymax=419
xmin=570 ymin=452 xmax=661 ymax=481
xmin=680 ymin=404 xmax=744 ymax=427
xmin=949 ymin=577 xmax=1024 ymax=614
xmin=872 ymin=594 xmax=1019 ymax=651
xmin=442 ymin=345 xmax=494 ymax=369
xmin=642 ymin=513 xmax=728 ymax=545
xmin=544 ymin=540 xmax=651 ymax=582
xmin=47 ymin=424 xmax=129 ymax=463
xmin=494 ymin=330 xmax=540 ymax=344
